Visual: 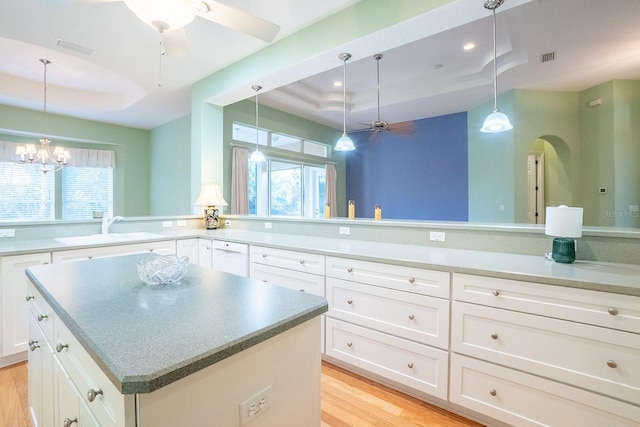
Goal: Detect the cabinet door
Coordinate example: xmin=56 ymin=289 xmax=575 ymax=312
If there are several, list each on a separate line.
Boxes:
xmin=28 ymin=314 xmax=54 ymax=427
xmin=53 ymin=356 xmax=79 ymax=427
xmin=197 ymin=239 xmax=213 ymax=268
xmin=1 ymin=252 xmax=51 ymax=357
xmin=176 ymin=238 xmax=199 ymax=264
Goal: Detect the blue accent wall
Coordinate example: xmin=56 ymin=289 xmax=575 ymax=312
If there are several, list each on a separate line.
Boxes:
xmin=346 ymin=112 xmax=468 ymax=220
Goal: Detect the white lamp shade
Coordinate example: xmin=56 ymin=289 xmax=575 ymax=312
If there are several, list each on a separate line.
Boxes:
xmin=335 ymin=134 xmax=355 ymax=151
xmin=545 ymin=206 xmax=583 ymax=238
xmin=194 ymin=184 xmax=228 ymax=207
xmin=123 ymin=0 xmax=196 ymax=30
xmin=480 ymin=110 xmax=513 ymax=133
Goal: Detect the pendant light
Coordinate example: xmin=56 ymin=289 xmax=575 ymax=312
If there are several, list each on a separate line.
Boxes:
xmin=335 ymin=52 xmax=355 ymax=151
xmin=480 ymin=0 xmax=513 ymax=133
xmin=15 ymin=59 xmax=71 ymax=173
xmin=249 ymin=85 xmax=266 ymax=163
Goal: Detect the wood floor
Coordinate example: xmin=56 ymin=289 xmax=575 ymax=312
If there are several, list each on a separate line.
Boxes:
xmin=1 ymin=361 xmax=483 ymax=427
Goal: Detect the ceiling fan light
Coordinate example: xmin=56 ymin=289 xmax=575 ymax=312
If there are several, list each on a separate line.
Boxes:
xmin=481 ymin=110 xmax=513 ymax=133
xmin=335 ymin=134 xmax=355 ymax=151
xmin=124 ymin=0 xmax=196 ymax=30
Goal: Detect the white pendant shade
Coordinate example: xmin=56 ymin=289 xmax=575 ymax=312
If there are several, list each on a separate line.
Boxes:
xmin=123 ymin=0 xmax=196 ymax=30
xmin=480 ymin=110 xmax=513 ymax=133
xmin=249 ymin=149 xmax=266 ymax=163
xmin=335 ymin=134 xmax=355 ymax=151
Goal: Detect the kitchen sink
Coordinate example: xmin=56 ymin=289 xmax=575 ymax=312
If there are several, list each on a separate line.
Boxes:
xmin=55 ymin=232 xmax=164 ymax=245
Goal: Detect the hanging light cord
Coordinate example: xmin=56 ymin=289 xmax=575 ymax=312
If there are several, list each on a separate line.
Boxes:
xmin=375 ymin=54 xmax=382 ymax=122
xmin=491 ymin=7 xmax=498 ymax=111
xmin=252 ymin=85 xmax=262 ymax=150
xmin=41 ymin=59 xmax=50 ymax=141
xmin=339 ymin=53 xmax=351 ymax=135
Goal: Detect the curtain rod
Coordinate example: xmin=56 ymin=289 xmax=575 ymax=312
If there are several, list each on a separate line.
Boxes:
xmin=229 ymin=142 xmax=336 ymax=165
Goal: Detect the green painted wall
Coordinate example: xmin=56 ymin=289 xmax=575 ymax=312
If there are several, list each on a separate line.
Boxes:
xmin=0 ymin=103 xmax=151 ymax=216
xmin=222 ymin=100 xmax=345 ymax=214
xmin=150 ymin=114 xmax=192 ymax=215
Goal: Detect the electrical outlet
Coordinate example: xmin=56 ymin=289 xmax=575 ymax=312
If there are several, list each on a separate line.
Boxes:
xmin=176 ymin=220 xmax=186 ymax=227
xmin=264 ymin=222 xmax=272 ymax=229
xmin=240 ymin=385 xmax=272 ymax=425
xmin=162 ymin=221 xmax=173 ymax=228
xmin=339 ymin=226 xmax=350 ymax=235
xmin=0 ymin=229 xmax=16 ymax=238
xmin=430 ymin=231 xmax=445 ymax=242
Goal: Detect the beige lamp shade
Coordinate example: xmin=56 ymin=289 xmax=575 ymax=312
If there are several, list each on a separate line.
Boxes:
xmin=195 ymin=183 xmax=228 ymax=207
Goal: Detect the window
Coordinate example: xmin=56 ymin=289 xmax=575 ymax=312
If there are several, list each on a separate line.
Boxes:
xmin=0 ymin=162 xmax=54 ymax=220
xmin=233 ymin=122 xmax=328 ymax=158
xmin=62 ymin=167 xmax=113 ymax=219
xmin=249 ymin=160 xmax=325 ymax=217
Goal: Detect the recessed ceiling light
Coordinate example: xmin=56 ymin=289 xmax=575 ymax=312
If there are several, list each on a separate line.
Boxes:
xmin=333 ymin=80 xmax=343 ymax=87
xmin=463 ymin=42 xmax=476 ymax=50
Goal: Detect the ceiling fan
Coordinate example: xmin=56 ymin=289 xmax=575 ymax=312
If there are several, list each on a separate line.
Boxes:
xmin=84 ymin=0 xmax=280 ymax=56
xmin=353 ymin=54 xmax=415 ymax=139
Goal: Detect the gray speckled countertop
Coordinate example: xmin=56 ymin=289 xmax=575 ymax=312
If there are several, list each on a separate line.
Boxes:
xmin=25 ymin=254 xmax=328 ymax=394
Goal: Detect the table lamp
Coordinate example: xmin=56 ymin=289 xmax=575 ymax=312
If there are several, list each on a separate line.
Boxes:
xmin=195 ymin=183 xmax=228 ymax=230
xmin=545 ymin=205 xmax=583 ymax=263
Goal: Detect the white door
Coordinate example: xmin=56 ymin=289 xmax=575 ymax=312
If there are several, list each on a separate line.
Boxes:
xmin=527 ymin=154 xmax=545 ymax=224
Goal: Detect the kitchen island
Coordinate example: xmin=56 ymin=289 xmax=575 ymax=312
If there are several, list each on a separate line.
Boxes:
xmin=25 ymin=253 xmax=328 ymax=426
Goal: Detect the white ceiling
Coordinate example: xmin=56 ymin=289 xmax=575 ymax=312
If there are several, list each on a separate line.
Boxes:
xmin=1 ymin=0 xmax=639 ymax=132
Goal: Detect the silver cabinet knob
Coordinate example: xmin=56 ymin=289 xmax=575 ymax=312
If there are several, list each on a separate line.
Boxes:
xmin=87 ymin=388 xmax=103 ymax=402
xmin=408 ymin=314 xmax=415 ymax=320
xmin=87 ymin=255 xmax=93 ymax=259
xmin=30 ymin=342 xmax=40 ymax=351
xmin=149 ymin=249 xmax=154 ymax=252
xmin=607 ymin=360 xmax=618 ymax=369
xmin=262 ymin=254 xmax=267 ymax=258
xmin=608 ymin=308 xmax=619 ymax=316
xmin=491 ymin=333 xmax=498 ymax=340
xmin=26 ymin=295 xmax=35 ymax=302
xmin=489 ymin=389 xmax=497 ymax=396
xmin=407 ymin=362 xmax=414 ymax=369
xmin=347 ymin=267 xmax=353 ymax=273
xmin=28 ymin=339 xmax=36 ymax=346
xmin=492 ymin=290 xmax=500 ymax=296
xmin=299 ymin=288 xmax=305 ymax=292
xmin=206 ymin=246 xmax=211 ymax=250
xmin=37 ymin=314 xmax=48 ymax=322
xmin=56 ymin=343 xmax=69 ymax=353
xmin=408 ymin=277 xmax=415 ymax=284
xmin=347 ymin=300 xmax=353 ymax=305
xmin=347 ymin=342 xmax=353 ymax=347
xmin=299 ymin=260 xmax=305 ymax=265
xmin=63 ymin=418 xmax=78 ymax=427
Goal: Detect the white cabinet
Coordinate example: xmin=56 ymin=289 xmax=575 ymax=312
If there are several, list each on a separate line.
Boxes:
xmin=324 ymin=256 xmax=450 ymax=401
xmin=450 ymin=273 xmax=640 ymax=426
xmin=250 ymin=246 xmax=325 ymax=295
xmin=28 ymin=313 xmax=54 ymax=427
xmin=176 ymin=238 xmax=199 ymax=264
xmin=1 ymin=252 xmax=51 ymax=363
xmin=52 ymin=240 xmax=176 ymax=263
xmin=198 ymin=239 xmax=213 ymax=268
xmin=212 ymin=240 xmax=249 ymax=277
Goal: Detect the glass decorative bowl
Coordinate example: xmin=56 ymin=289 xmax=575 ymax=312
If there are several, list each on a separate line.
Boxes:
xmin=136 ymin=255 xmax=189 ymax=285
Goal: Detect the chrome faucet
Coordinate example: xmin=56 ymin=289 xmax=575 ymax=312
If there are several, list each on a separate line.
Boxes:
xmin=101 ymin=215 xmax=124 ymax=234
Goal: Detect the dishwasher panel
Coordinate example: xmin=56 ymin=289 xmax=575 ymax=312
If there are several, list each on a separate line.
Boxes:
xmin=211 ymin=240 xmax=249 ymax=277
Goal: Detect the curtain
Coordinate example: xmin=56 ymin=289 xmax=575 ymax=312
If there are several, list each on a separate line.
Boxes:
xmin=231 ymin=146 xmax=249 ymax=214
xmin=0 ymin=141 xmax=115 ymax=168
xmin=325 ymin=163 xmax=337 ymax=217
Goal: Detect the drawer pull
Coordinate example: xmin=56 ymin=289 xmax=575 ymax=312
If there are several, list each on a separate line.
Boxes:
xmin=26 ymin=295 xmax=35 ymax=301
xmin=63 ymin=418 xmax=78 ymax=427
xmin=408 ymin=314 xmax=415 ymax=320
xmin=492 ymin=290 xmax=500 ymax=296
xmin=490 ymin=333 xmax=498 ymax=340
xmin=407 ymin=362 xmax=414 ymax=369
xmin=88 ymin=255 xmax=93 ymax=259
xmin=347 ymin=300 xmax=353 ymax=305
xmin=299 ymin=260 xmax=305 ymax=265
xmin=347 ymin=267 xmax=353 ymax=273
xmin=28 ymin=339 xmax=36 ymax=346
xmin=262 ymin=254 xmax=267 ymax=258
xmin=347 ymin=342 xmax=353 ymax=347
xmin=608 ymin=308 xmax=619 ymax=316
xmin=37 ymin=314 xmax=48 ymax=322
xmin=149 ymin=249 xmax=154 ymax=252
xmin=489 ymin=389 xmax=497 ymax=397
xmin=30 ymin=342 xmax=40 ymax=351
xmin=408 ymin=277 xmax=415 ymax=284
xmin=607 ymin=360 xmax=618 ymax=369
xmin=262 ymin=280 xmax=268 ymax=282
xmin=299 ymin=288 xmax=305 ymax=292
xmin=56 ymin=343 xmax=69 ymax=353
xmin=87 ymin=388 xmax=103 ymax=402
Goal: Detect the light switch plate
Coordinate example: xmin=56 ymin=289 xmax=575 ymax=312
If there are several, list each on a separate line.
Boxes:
xmin=430 ymin=231 xmax=445 ymax=242
xmin=0 ymin=229 xmax=16 ymax=238
xmin=162 ymin=221 xmax=173 ymax=228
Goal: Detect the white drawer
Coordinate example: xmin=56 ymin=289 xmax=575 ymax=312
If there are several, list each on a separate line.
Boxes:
xmin=325 ymin=317 xmax=448 ymax=400
xmin=251 ymin=263 xmax=325 ymax=297
xmin=327 ymin=277 xmax=449 ymax=349
xmin=451 ymin=353 xmax=640 ymax=427
xmin=452 ymin=301 xmax=640 ymax=404
xmin=52 ymin=240 xmax=176 ymax=262
xmin=326 ymin=256 xmax=449 ymax=298
xmin=250 ymin=246 xmax=325 ymax=275
xmin=453 ymin=273 xmax=640 ymax=333
xmin=27 ymin=282 xmax=55 ymax=344
xmin=54 ymin=316 xmax=125 ymax=427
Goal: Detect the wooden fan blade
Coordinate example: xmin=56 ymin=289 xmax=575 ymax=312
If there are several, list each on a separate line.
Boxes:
xmin=387 ymin=120 xmax=415 ymax=135
xmin=198 ymin=0 xmax=280 ymax=42
xmin=163 ymin=28 xmax=189 ymax=56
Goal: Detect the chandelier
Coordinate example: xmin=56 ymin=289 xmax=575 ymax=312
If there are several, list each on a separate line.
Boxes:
xmin=15 ymin=59 xmax=70 ymax=173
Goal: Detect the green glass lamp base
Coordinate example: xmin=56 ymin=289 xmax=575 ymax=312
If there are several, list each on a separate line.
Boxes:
xmin=551 ymin=237 xmax=576 ymax=263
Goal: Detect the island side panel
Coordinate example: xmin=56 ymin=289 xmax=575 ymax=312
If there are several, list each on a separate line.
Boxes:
xmin=136 ymin=317 xmax=322 ymax=426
